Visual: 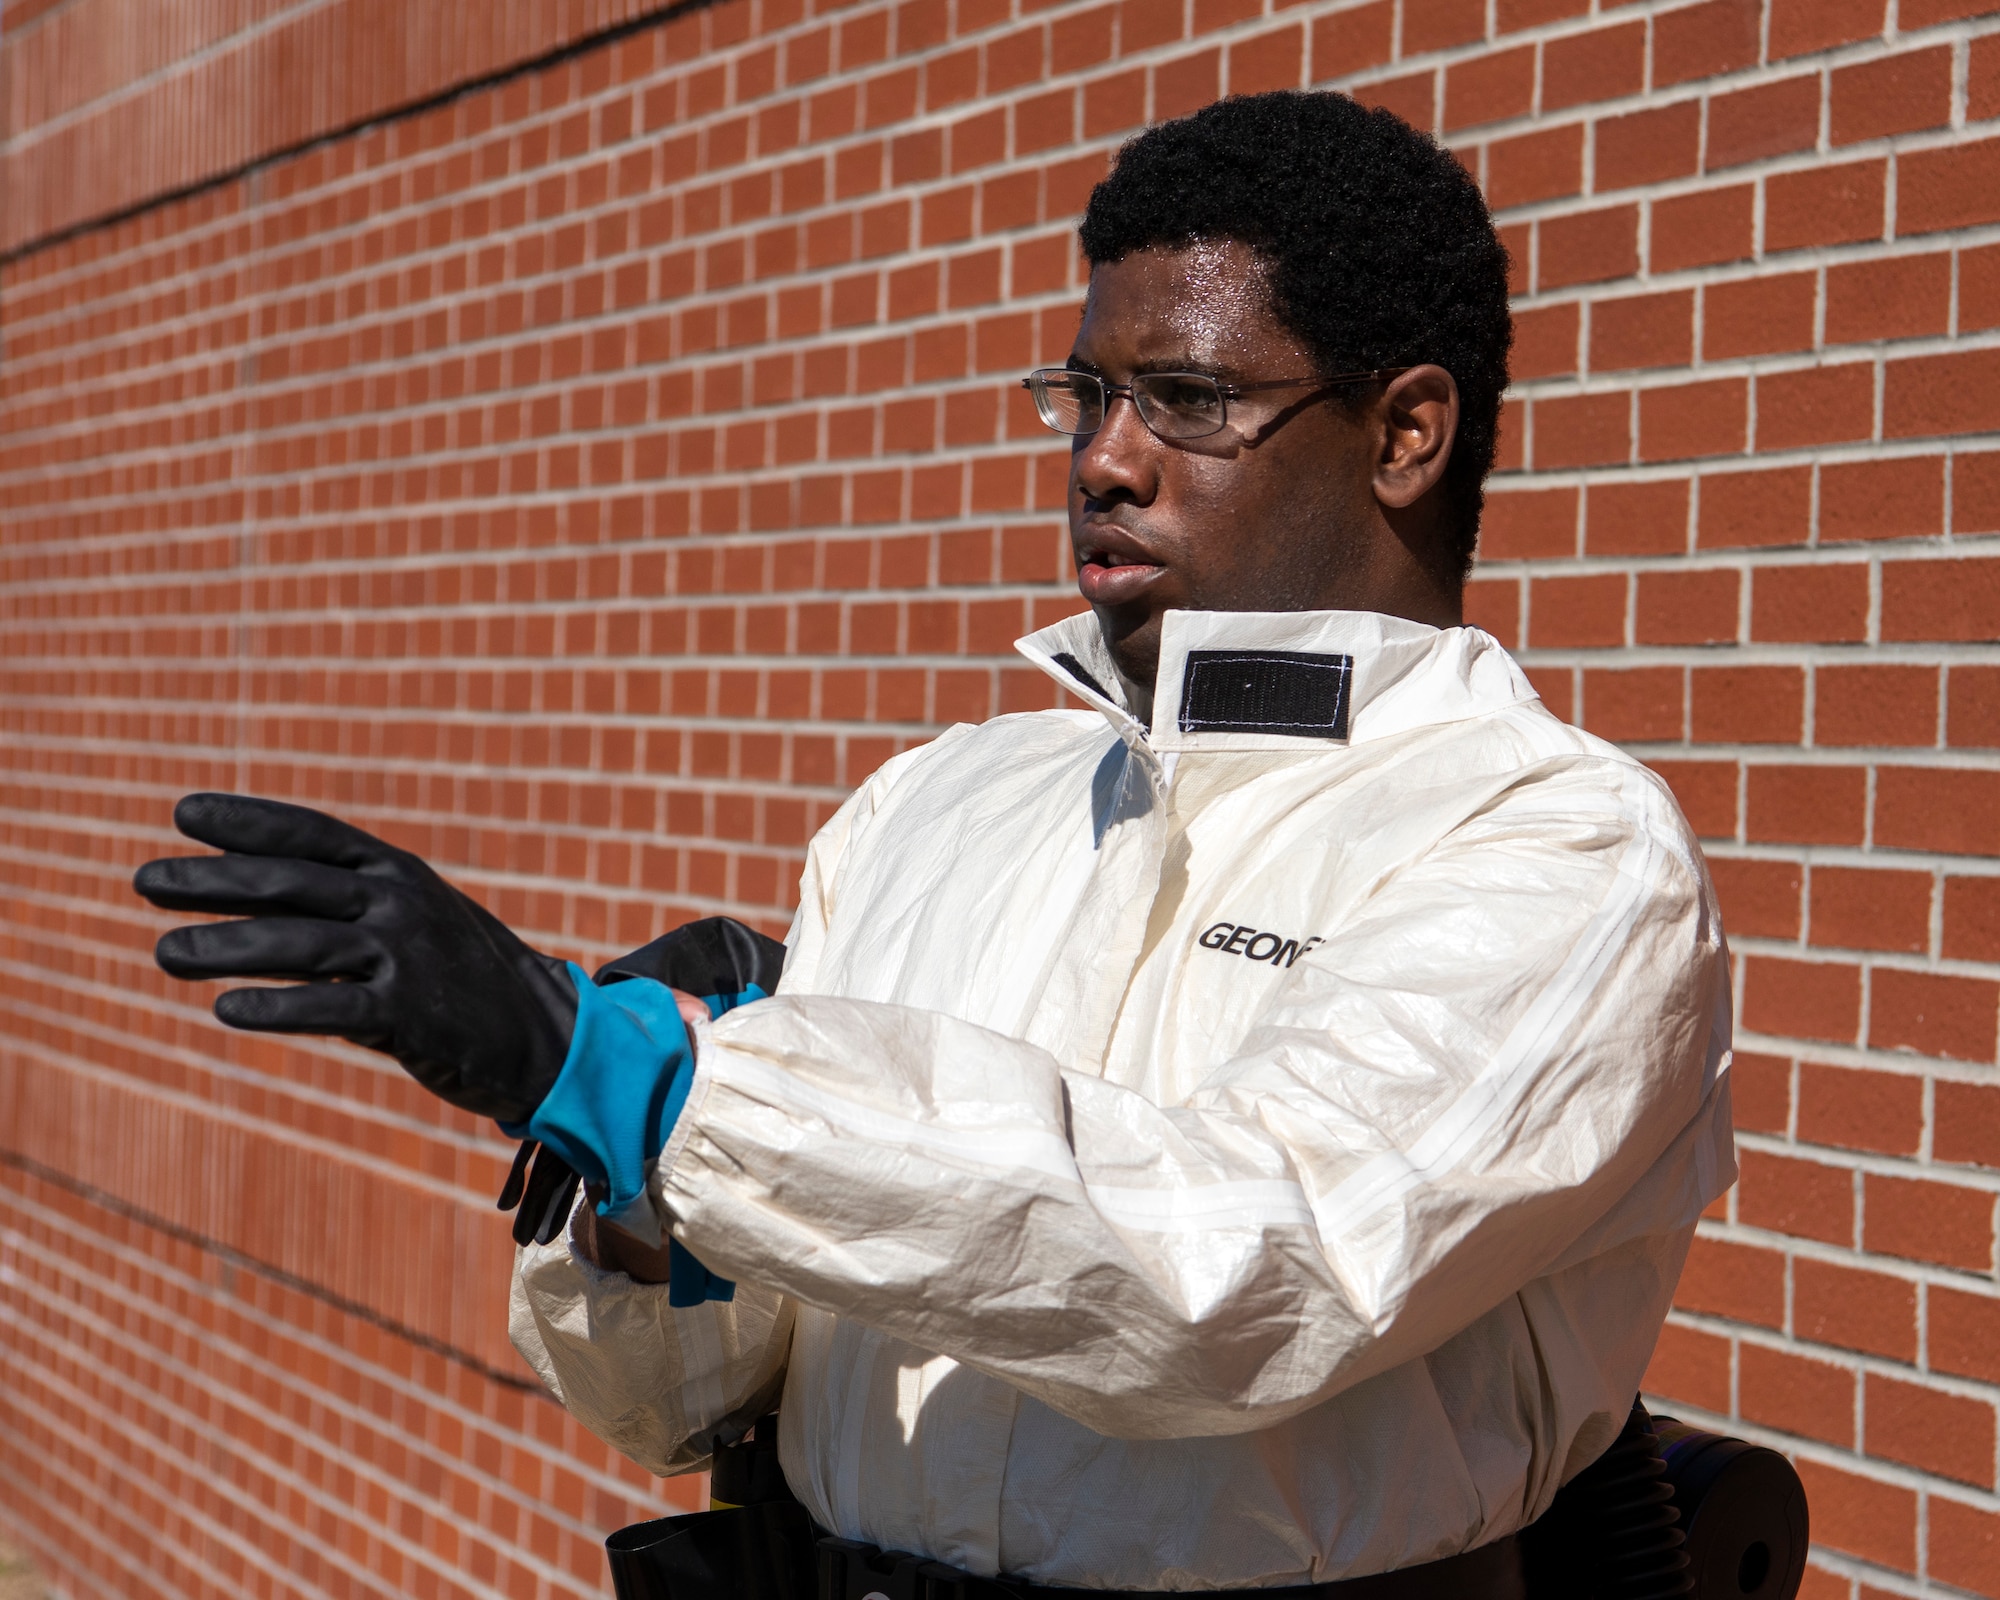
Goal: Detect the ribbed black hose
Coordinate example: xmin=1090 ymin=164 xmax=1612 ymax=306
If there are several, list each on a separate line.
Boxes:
xmin=1588 ymin=1405 xmax=1695 ymax=1598
xmin=1522 ymin=1400 xmax=1694 ymax=1598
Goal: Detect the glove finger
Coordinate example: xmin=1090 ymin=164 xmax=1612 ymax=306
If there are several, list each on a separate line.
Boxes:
xmin=134 ymin=853 xmax=370 ymax=919
xmin=215 ymin=980 xmax=384 ymax=1038
xmin=156 ymin=916 xmax=380 ymax=982
xmin=172 ymin=793 xmax=405 ymax=870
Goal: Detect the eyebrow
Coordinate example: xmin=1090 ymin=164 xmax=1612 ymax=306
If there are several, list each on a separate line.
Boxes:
xmin=1064 ymin=354 xmax=1240 ymax=380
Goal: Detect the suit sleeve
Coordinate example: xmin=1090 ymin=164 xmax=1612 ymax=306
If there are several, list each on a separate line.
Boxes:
xmin=509 ymin=1206 xmax=792 ymax=1475
xmin=505 ymin=741 xmax=940 ymax=1470
xmin=651 ymin=760 xmax=1736 ymax=1440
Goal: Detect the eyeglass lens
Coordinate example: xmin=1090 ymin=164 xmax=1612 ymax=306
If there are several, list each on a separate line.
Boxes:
xmin=1028 ymin=370 xmax=1229 ymax=440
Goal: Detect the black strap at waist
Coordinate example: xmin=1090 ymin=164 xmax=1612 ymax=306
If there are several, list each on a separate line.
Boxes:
xmin=816 ymin=1531 xmax=1526 ymax=1600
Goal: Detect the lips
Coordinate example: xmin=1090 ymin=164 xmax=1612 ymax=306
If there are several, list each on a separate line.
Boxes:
xmin=1074 ymin=523 xmax=1168 ymax=607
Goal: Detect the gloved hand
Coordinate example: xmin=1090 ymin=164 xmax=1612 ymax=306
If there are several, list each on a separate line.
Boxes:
xmin=133 ymin=792 xmax=578 ymax=1123
xmin=504 ymin=917 xmax=786 ymax=1296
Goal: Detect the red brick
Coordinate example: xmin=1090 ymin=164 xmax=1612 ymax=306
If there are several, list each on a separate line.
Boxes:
xmin=1739 ymin=1345 xmax=1858 ymax=1450
xmin=1933 ymin=1287 xmax=2000 ymax=1385
xmin=1531 ymin=391 xmax=1631 ymax=469
xmin=1975 ymin=33 xmax=2000 ymax=122
xmin=1649 ymin=185 xmax=1755 ymax=272
xmin=1640 ymin=378 xmax=1747 ymax=463
xmin=1751 ymin=564 xmax=1871 ymax=644
xmin=1832 ymin=47 xmax=1954 ymax=145
xmin=1653 ymin=0 xmax=1762 ymax=88
xmin=1709 ymin=857 xmax=1802 ymax=939
xmin=1881 ymin=557 xmax=2000 ymax=642
xmin=1152 ymin=48 xmax=1222 ymax=121
xmin=1769 ymin=0 xmax=1886 ymax=60
xmin=1480 ymin=486 xmax=1577 ymax=560
xmin=1703 ymin=272 xmax=1817 ymax=360
xmin=1692 ymin=665 xmax=1803 ymax=742
xmin=1591 ymin=290 xmax=1693 ymax=372
xmin=1825 ymin=253 xmax=1953 ymax=346
xmin=1581 ymin=666 xmax=1684 ymax=742
xmin=1958 ymin=452 xmax=2000 ymax=534
xmin=1511 ymin=300 xmax=1580 ymax=378
xmin=1966 ymin=244 xmax=2000 ymax=333
xmin=1537 ymin=205 xmax=1639 ymax=291
xmin=1865 ymin=1173 xmax=1996 ymax=1270
xmin=1741 ymin=1147 xmax=1859 ymax=1244
xmin=1951 ymin=668 xmax=2000 ymax=750
xmin=1309 ymin=3 xmax=1393 ymax=79
xmin=1741 ymin=954 xmax=1863 ymax=1043
xmin=1635 ymin=567 xmax=1739 ymax=645
xmin=1946 ymin=873 xmax=2000 ymax=958
xmin=1698 ymin=466 xmax=1813 ymax=549
xmin=1799 ymin=1060 xmax=1925 ymax=1153
xmin=1932 ymin=1497 xmax=2000 ymax=1600
xmin=1766 ymin=160 xmax=1888 ymax=253
xmin=1675 ymin=1235 xmax=1785 ymax=1327
xmin=1225 ymin=25 xmax=1305 ymax=96
xmin=1870 ymin=968 xmax=2000 ymax=1062
xmin=1584 ymin=478 xmax=1689 ymax=556
xmin=1938 ymin=1080 xmax=2000 ymax=1169
xmin=1755 ymin=365 xmax=1876 ymax=453
xmin=1899 ymin=136 xmax=2000 ymax=236
xmin=1542 ymin=22 xmax=1645 ymax=112
xmin=1877 ymin=765 xmax=2000 ymax=854
xmin=1443 ymin=44 xmax=1534 ymax=131
xmin=1485 ymin=126 xmax=1583 ymax=211
xmin=1746 ymin=766 xmax=1868 ymax=847
xmin=1794 ymin=1459 xmax=1915 ymax=1573
xmin=1353 ymin=70 xmax=1435 ymax=132
xmin=1651 ymin=759 xmax=1741 ymax=838
xmin=1530 ymin=664 xmax=1577 ymax=723
xmin=1527 ymin=573 xmax=1627 ymax=648
xmin=1643 ymin=1322 xmax=1732 ymax=1414
xmin=1495 ymin=0 xmax=1588 ymax=28
xmin=1810 ymin=867 xmax=1934 ymax=953
xmin=1867 ymin=1373 xmax=1996 ymax=1487
xmin=1793 ymin=1258 xmax=1917 ymax=1361
xmin=1732 ymin=1049 xmax=1795 ymax=1131
xmin=1706 ymin=76 xmax=1823 ymax=172
xmin=1886 ymin=349 xmax=2000 ymax=441
xmin=1402 ymin=0 xmax=1487 ymax=53
xmin=1594 ymin=102 xmax=1700 ymax=191
xmin=1813 ymin=665 xmax=1940 ymax=748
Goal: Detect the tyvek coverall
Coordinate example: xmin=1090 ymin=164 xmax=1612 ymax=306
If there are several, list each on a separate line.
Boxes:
xmin=510 ymin=606 xmax=1736 ymax=1591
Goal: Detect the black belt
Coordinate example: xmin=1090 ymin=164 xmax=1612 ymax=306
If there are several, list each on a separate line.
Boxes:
xmin=817 ymin=1531 xmax=1527 ymax=1600
xmin=604 ymin=1504 xmax=1525 ymax=1600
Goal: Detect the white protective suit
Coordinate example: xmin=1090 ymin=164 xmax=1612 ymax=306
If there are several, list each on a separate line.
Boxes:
xmin=512 ymin=606 xmax=1736 ymax=1590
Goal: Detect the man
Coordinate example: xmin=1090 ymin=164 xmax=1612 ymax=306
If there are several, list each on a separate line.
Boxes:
xmin=138 ymin=92 xmax=1733 ymax=1593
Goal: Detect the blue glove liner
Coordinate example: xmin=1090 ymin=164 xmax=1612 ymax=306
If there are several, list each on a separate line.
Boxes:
xmin=503 ymin=967 xmax=771 ymax=1306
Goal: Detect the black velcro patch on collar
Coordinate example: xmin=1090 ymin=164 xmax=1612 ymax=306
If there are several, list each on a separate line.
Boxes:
xmin=1050 ymin=650 xmax=1115 ymax=704
xmin=1178 ymin=650 xmax=1354 ymax=739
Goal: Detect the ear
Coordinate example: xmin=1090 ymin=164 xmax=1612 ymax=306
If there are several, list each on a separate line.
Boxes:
xmin=1372 ymin=364 xmax=1459 ymax=511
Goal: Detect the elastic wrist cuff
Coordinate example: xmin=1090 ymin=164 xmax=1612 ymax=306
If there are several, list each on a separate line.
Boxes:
xmin=509 ymin=964 xmax=695 ymax=1229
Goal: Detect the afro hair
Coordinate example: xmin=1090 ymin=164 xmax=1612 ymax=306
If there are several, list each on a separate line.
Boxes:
xmin=1078 ymin=91 xmax=1513 ymax=575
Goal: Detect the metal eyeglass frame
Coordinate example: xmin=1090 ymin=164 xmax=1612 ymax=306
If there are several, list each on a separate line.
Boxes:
xmin=1021 ymin=366 xmax=1404 ymax=442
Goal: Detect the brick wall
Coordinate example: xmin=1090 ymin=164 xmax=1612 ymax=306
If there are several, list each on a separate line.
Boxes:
xmin=4 ymin=1 xmax=2000 ymax=1596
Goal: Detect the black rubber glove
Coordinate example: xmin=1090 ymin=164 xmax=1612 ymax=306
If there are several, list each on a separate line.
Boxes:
xmin=133 ymin=792 xmax=578 ymax=1123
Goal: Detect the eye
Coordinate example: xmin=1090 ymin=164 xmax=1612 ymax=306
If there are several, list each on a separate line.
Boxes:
xmin=1150 ymin=376 xmax=1222 ymax=413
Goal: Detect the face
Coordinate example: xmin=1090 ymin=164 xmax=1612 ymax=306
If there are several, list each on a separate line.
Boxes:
xmin=1063 ymin=241 xmax=1459 ymax=691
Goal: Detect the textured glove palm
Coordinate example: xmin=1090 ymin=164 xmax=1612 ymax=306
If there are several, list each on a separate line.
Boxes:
xmin=133 ymin=792 xmax=577 ymax=1124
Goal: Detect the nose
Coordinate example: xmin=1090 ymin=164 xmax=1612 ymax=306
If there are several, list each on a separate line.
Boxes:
xmin=1071 ymin=390 xmax=1160 ymax=507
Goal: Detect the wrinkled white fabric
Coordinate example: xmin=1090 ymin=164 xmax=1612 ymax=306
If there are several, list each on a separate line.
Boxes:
xmin=511 ymin=607 xmax=1735 ymax=1590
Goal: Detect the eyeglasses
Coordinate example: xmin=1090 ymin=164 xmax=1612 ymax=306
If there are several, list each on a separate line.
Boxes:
xmin=1021 ymin=367 xmax=1401 ymax=442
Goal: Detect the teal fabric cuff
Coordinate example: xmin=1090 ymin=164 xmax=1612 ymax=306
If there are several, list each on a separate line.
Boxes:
xmin=518 ymin=963 xmax=695 ymax=1230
